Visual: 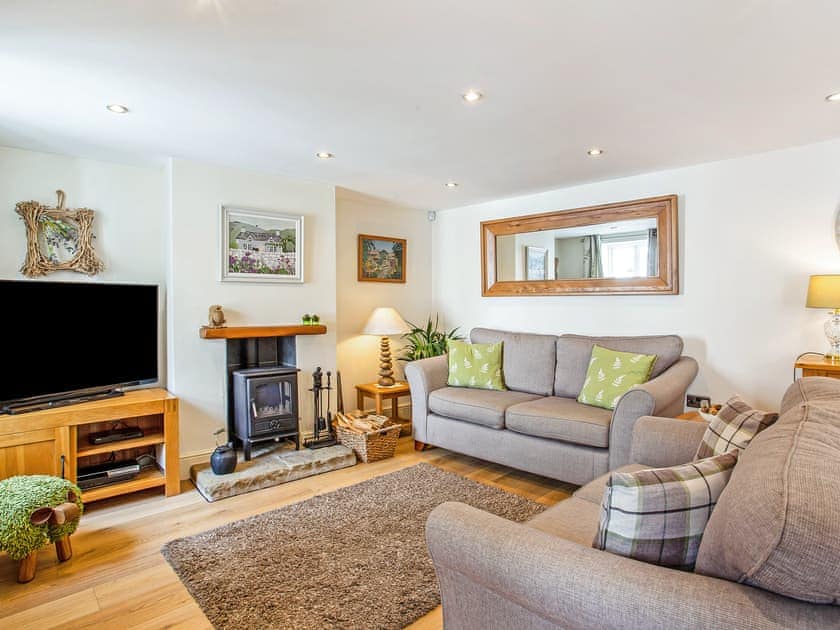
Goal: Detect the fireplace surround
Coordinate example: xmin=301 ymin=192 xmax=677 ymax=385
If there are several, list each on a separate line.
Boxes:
xmin=199 ymin=323 xmax=328 ymax=461
xmin=225 ymin=333 xmax=300 ymax=460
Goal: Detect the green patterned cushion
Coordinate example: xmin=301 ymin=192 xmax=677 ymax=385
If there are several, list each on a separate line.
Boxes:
xmin=447 ymin=340 xmax=505 ymax=391
xmin=577 ymin=345 xmax=656 ymax=410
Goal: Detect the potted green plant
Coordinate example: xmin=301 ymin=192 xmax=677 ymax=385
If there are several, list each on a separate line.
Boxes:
xmin=397 ymin=315 xmax=463 ymax=362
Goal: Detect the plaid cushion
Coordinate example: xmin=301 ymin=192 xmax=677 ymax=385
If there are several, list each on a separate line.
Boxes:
xmin=593 ymin=450 xmax=739 ymax=569
xmin=694 ymin=395 xmax=778 ymax=460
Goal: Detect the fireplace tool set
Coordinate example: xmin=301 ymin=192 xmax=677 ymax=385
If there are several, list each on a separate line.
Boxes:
xmin=305 ymin=367 xmax=342 ymax=449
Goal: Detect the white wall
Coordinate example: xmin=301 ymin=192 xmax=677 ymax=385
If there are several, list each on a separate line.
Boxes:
xmin=0 ymin=145 xmax=168 ymax=379
xmin=555 ymin=236 xmax=586 ymax=278
xmin=497 ymin=231 xmax=556 ymax=280
xmin=496 ymin=233 xmax=517 ymax=281
xmin=335 ymin=187 xmax=433 ymax=410
xmin=433 ymin=138 xmax=840 ymax=409
xmin=0 ymin=146 xmax=166 ymax=284
xmin=514 ymin=230 xmax=556 ymax=280
xmin=167 ymin=159 xmax=337 ymax=462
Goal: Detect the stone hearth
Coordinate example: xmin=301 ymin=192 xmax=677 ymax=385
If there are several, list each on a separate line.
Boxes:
xmin=191 ymin=444 xmax=356 ymax=502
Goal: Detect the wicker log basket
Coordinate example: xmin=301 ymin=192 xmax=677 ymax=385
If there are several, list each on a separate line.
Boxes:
xmin=334 ymin=413 xmax=402 ymax=463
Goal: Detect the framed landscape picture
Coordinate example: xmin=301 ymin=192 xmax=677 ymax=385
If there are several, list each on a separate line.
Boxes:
xmin=525 ymin=246 xmax=547 ymax=281
xmin=221 ymin=205 xmax=304 ymax=283
xmin=358 ymin=234 xmax=406 ymax=283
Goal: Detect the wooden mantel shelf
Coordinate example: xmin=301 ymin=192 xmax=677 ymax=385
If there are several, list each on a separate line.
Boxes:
xmin=199 ymin=324 xmax=327 ymax=339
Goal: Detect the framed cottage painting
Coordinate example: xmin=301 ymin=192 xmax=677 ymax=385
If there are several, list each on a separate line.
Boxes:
xmin=358 ymin=234 xmax=406 ymax=282
xmin=221 ymin=206 xmax=304 ymax=283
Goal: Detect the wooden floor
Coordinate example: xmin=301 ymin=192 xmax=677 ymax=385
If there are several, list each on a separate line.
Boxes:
xmin=0 ymin=438 xmax=575 ymax=629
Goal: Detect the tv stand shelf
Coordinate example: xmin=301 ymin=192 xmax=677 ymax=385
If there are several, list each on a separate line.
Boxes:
xmin=0 ymin=388 xmax=179 ymax=503
xmin=77 ymin=430 xmax=165 ymax=457
xmin=82 ymin=468 xmax=166 ymax=502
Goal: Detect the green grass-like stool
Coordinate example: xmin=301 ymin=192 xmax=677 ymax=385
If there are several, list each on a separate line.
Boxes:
xmin=0 ymin=475 xmax=83 ymax=582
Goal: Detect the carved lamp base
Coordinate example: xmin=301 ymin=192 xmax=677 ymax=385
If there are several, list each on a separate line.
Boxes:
xmin=377 ymin=335 xmax=396 ymax=387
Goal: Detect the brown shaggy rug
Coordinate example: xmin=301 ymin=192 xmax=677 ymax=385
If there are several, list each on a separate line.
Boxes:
xmin=162 ymin=462 xmax=546 ymax=629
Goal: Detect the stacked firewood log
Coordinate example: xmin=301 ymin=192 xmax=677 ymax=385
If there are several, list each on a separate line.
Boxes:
xmin=334 ymin=412 xmax=389 ymax=433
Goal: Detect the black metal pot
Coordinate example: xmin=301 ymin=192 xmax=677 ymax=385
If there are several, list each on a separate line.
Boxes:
xmin=210 ymin=444 xmax=237 ymax=475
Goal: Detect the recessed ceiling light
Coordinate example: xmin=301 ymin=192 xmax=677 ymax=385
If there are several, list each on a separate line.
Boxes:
xmin=106 ymin=104 xmax=129 ymax=114
xmin=461 ymin=89 xmax=483 ymax=104
xmin=826 ymin=92 xmax=840 ymax=102
xmin=587 ymin=148 xmax=604 ymax=156
xmin=445 ymin=181 xmax=459 ymax=188
xmin=315 ymin=152 xmax=334 ymax=159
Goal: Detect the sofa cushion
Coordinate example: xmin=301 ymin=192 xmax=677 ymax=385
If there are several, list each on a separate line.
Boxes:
xmin=525 ymin=497 xmax=601 ymax=547
xmin=527 ymin=464 xmax=658 ymax=546
xmin=695 ymin=377 xmax=840 ymax=605
xmin=554 ymin=334 xmax=683 ymax=398
xmin=780 ymin=373 xmax=840 ymax=413
xmin=694 ymin=395 xmax=778 ymax=460
xmin=428 ymin=387 xmax=541 ymax=429
xmin=594 ymin=450 xmax=739 ymax=569
xmin=447 ymin=340 xmax=505 ymax=390
xmin=577 ymin=345 xmax=657 ymax=410
xmin=505 ymin=396 xmax=613 ymax=447
xmin=470 ymin=328 xmax=558 ymax=396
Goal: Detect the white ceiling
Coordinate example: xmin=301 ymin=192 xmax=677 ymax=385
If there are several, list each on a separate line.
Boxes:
xmin=550 ymin=218 xmax=657 ymax=239
xmin=1 ymin=1 xmax=839 ymax=210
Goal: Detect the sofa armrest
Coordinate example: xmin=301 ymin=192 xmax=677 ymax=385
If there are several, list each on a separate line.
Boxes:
xmin=609 ymin=356 xmax=698 ymax=469
xmin=426 ymin=502 xmax=838 ymax=630
xmin=630 ymin=415 xmax=708 ymax=467
xmin=404 ymin=354 xmax=448 ymax=443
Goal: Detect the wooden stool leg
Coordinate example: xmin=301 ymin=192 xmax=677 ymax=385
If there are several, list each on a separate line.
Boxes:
xmin=55 ymin=535 xmax=72 ymax=562
xmin=18 ymin=551 xmax=37 ymax=583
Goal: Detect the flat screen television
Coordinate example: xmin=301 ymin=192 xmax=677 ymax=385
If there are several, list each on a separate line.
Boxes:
xmin=0 ymin=280 xmax=159 ymax=413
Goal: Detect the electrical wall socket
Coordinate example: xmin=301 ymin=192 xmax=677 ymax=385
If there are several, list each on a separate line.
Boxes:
xmin=686 ymin=394 xmax=711 ymax=408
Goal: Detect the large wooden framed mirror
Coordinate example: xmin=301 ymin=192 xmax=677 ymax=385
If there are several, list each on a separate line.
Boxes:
xmin=481 ymin=195 xmax=678 ymax=296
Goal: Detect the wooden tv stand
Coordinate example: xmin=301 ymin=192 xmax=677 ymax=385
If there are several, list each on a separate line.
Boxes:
xmin=0 ymin=388 xmax=179 ymax=502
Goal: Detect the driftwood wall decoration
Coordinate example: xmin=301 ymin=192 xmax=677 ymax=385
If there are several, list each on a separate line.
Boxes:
xmin=15 ymin=190 xmax=104 ymax=277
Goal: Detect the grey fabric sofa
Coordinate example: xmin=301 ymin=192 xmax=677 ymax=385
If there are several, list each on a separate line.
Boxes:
xmin=405 ymin=328 xmax=698 ymax=485
xmin=426 ymin=378 xmax=840 ymax=629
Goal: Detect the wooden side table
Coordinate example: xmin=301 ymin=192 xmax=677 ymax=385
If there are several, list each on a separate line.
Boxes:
xmin=676 ymin=411 xmax=707 ymax=422
xmin=794 ymin=353 xmax=840 ymax=378
xmin=355 ymin=381 xmax=412 ymax=436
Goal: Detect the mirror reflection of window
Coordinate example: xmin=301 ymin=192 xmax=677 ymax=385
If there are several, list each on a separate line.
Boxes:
xmin=601 ymin=232 xmax=651 ymax=278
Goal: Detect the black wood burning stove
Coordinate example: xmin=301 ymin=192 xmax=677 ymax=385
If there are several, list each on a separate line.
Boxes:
xmin=232 ymin=366 xmax=299 ymax=460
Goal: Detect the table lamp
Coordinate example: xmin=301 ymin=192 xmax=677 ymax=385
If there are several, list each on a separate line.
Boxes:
xmin=806 ymin=274 xmax=840 ymax=359
xmin=363 ymin=307 xmax=410 ymax=386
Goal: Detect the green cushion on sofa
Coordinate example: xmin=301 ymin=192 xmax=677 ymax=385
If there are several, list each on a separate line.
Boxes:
xmin=577 ymin=345 xmax=656 ymax=410
xmin=447 ymin=340 xmax=505 ymax=391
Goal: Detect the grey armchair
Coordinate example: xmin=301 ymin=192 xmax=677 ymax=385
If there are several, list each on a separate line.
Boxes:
xmin=426 ymin=412 xmax=840 ymax=629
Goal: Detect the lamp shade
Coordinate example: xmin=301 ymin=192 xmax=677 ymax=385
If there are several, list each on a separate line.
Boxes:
xmin=806 ymin=275 xmax=840 ymax=308
xmin=363 ymin=307 xmax=410 ymax=336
